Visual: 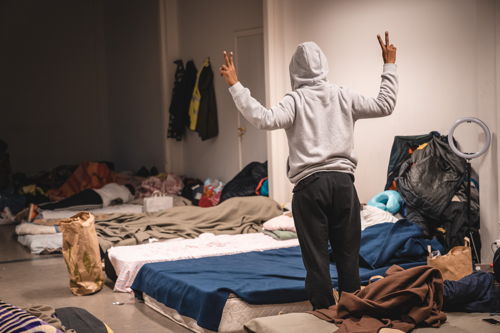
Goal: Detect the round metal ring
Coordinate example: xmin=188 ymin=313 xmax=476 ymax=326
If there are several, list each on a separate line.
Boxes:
xmin=448 ymin=117 xmax=491 ymax=159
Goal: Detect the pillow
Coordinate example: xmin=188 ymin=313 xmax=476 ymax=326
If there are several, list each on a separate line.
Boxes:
xmin=263 ymin=212 xmax=295 ymax=232
xmin=367 ymin=190 xmax=402 ymax=214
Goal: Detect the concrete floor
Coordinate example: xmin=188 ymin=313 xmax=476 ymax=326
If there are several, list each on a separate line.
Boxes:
xmin=0 ymin=225 xmax=191 ymax=332
xmin=2 ymin=224 xmax=499 ymax=332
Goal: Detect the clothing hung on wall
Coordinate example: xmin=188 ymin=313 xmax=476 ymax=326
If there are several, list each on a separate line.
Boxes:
xmin=189 ymin=57 xmax=219 ymax=140
xmin=167 ymin=60 xmax=197 ymax=141
xmin=168 ymin=58 xmax=218 ymax=141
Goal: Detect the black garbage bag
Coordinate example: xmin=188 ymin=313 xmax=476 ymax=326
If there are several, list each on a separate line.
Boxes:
xmin=384 ymin=132 xmax=437 ymax=190
xmin=220 ymin=161 xmax=267 ymax=203
xmin=397 ymin=136 xmax=466 ymax=220
xmin=439 ymin=201 xmax=481 ymax=260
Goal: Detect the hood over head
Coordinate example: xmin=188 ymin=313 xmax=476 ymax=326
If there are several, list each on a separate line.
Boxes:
xmin=289 ymin=41 xmax=329 ymax=90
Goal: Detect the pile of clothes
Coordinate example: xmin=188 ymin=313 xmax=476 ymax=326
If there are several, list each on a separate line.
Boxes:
xmin=181 ymin=161 xmax=269 ymax=207
xmin=334 ymin=131 xmax=500 ymax=331
xmin=369 ymin=133 xmax=481 ymax=261
xmin=10 ymin=159 xmax=271 ymax=255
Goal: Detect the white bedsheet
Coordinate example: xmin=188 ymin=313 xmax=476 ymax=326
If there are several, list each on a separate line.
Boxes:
xmin=360 ymin=205 xmax=398 ymax=230
xmin=40 ymin=204 xmax=143 ymax=219
xmin=108 ymin=233 xmax=299 ymax=292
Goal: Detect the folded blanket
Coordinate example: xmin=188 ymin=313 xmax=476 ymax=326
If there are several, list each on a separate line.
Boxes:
xmin=263 ymin=230 xmax=298 ymax=240
xmin=16 ymin=222 xmax=58 ymax=235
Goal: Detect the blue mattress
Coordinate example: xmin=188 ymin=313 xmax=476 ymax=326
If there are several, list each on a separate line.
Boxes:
xmin=132 ymin=246 xmax=423 ymax=331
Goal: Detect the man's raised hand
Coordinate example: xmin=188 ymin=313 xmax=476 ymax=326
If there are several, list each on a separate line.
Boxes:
xmin=377 ymin=31 xmax=397 ymax=64
xmin=220 ymin=51 xmax=239 ymax=86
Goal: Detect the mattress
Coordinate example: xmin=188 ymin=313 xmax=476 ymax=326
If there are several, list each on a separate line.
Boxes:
xmin=244 ymin=312 xmax=500 ymax=333
xmin=17 ymin=204 xmax=144 ymax=253
xmin=143 ymin=292 xmax=311 ymax=333
xmin=108 ymin=232 xmax=299 ymax=292
xmin=40 ymin=204 xmax=143 ymax=219
xmin=17 ymin=233 xmax=62 ymax=254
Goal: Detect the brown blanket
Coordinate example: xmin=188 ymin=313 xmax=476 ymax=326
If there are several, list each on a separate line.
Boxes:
xmin=95 ymin=196 xmax=282 ymax=251
xmin=311 ymin=265 xmax=447 ymax=333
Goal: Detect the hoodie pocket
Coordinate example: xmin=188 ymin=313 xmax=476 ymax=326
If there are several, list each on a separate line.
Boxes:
xmin=293 ymin=174 xmax=319 ymax=193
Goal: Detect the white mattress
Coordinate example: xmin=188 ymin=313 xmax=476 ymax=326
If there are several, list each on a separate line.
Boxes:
xmin=17 ymin=233 xmax=62 ymax=254
xmin=40 ymin=204 xmax=143 ymax=219
xmin=143 ymin=292 xmax=311 ymax=333
xmin=109 ymin=233 xmax=299 ymax=292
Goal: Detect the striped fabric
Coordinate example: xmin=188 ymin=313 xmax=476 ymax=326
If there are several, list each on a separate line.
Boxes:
xmin=0 ymin=301 xmax=62 ymax=333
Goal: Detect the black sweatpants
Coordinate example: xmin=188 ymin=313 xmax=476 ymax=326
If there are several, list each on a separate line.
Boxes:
xmin=292 ymin=171 xmax=361 ymax=310
xmin=39 ymin=189 xmax=102 ymax=211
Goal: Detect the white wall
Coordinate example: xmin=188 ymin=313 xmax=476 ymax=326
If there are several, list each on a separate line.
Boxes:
xmin=0 ymin=0 xmax=111 ymax=173
xmin=265 ymin=0 xmax=499 ymax=261
xmin=172 ymin=0 xmax=263 ymax=182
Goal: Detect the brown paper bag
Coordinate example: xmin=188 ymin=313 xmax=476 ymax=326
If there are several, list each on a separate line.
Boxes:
xmin=59 ymin=212 xmax=104 ymax=295
xmin=427 ymin=237 xmax=472 ymax=281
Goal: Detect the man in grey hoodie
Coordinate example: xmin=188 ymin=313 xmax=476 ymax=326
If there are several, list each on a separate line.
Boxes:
xmin=220 ymin=32 xmax=398 ymax=309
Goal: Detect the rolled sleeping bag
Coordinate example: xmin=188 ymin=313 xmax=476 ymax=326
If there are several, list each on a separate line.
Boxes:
xmin=367 ymin=190 xmax=402 ymax=214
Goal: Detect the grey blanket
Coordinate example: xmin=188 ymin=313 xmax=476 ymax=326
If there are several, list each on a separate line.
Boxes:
xmin=95 ymin=196 xmax=282 ymax=251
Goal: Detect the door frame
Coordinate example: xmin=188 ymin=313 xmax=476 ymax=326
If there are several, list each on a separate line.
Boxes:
xmin=233 ymin=27 xmax=265 ymax=170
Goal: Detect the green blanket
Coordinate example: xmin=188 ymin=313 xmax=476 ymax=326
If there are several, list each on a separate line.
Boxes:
xmin=95 ymin=196 xmax=282 ymax=251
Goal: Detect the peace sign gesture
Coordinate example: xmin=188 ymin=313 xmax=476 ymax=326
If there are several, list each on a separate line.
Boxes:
xmin=220 ymin=50 xmax=239 ymax=87
xmin=377 ymin=31 xmax=397 ymax=64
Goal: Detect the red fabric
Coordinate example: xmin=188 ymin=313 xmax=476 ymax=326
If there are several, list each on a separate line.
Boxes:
xmin=255 ymin=177 xmax=268 ymax=195
xmin=47 ymin=162 xmax=114 ymax=201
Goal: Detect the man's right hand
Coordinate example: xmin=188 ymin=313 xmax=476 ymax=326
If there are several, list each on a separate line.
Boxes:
xmin=220 ymin=51 xmax=239 ymax=87
xmin=377 ymin=31 xmax=397 ymax=64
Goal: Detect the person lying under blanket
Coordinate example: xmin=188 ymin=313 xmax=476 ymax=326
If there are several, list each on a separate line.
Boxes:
xmin=27 ymin=183 xmax=135 ymax=221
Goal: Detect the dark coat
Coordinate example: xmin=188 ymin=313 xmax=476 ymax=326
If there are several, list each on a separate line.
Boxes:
xmin=195 ymin=59 xmax=218 ymax=141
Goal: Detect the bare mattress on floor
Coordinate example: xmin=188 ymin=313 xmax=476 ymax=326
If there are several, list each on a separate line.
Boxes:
xmin=244 ymin=312 xmax=500 ymax=333
xmin=143 ymin=292 xmax=311 ymax=333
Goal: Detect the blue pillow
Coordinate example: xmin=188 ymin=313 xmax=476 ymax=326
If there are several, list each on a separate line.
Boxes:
xmin=367 ymin=190 xmax=402 ymax=214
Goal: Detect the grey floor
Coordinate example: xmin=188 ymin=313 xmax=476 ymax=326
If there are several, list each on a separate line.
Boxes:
xmin=2 ymin=225 xmax=499 ymax=332
xmin=0 ymin=225 xmax=191 ymax=333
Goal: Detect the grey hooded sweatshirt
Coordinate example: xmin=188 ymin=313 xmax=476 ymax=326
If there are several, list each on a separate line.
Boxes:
xmin=228 ymin=41 xmax=398 ymax=184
